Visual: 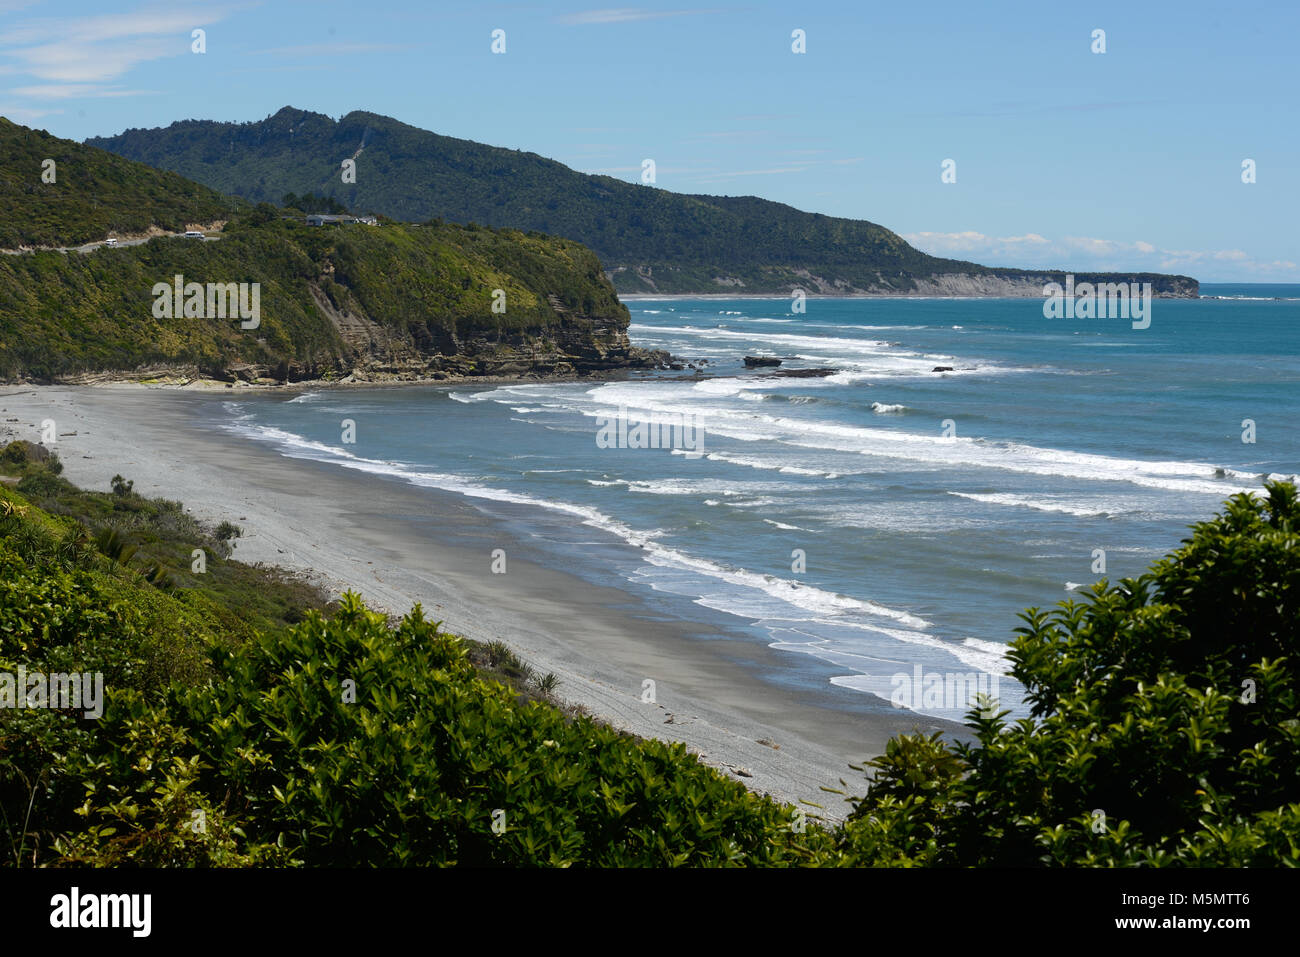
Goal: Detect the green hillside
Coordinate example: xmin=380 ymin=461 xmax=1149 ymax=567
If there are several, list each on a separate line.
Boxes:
xmin=0 ymin=121 xmax=658 ymax=383
xmin=0 ymin=117 xmax=239 ymax=249
xmin=0 ymin=210 xmax=652 ymax=382
xmin=87 ymin=107 xmax=1199 ymax=296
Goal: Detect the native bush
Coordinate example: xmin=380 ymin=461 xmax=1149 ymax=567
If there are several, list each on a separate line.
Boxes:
xmin=6 ymin=475 xmax=1299 ymax=868
xmin=841 ymin=481 xmax=1300 ymax=866
xmin=66 ymin=595 xmax=833 ymax=866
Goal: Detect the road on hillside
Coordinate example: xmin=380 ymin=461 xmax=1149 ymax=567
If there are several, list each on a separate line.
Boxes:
xmin=1 ymin=232 xmax=222 ymax=256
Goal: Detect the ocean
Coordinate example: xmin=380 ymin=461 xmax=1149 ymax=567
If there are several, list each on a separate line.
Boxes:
xmin=207 ymin=284 xmax=1300 ymax=723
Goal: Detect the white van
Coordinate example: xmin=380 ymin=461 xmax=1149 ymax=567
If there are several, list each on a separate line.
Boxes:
xmin=104 ymin=237 xmax=118 ymax=247
xmin=183 ymin=230 xmax=205 ymax=239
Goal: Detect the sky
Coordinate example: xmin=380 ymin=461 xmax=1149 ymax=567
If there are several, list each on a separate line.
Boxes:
xmin=2 ymin=0 xmax=1297 ymax=282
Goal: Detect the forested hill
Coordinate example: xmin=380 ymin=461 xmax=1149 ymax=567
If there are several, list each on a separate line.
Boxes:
xmin=88 ymin=107 xmax=1198 ymax=297
xmin=0 ymin=120 xmax=662 ymax=384
xmin=0 ymin=210 xmax=661 ymax=384
xmin=0 ymin=117 xmax=238 ymax=249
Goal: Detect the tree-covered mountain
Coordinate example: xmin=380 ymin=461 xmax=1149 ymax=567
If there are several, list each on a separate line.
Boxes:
xmin=0 ymin=121 xmax=661 ymax=383
xmin=0 ymin=117 xmax=239 ymax=249
xmin=88 ymin=107 xmax=1198 ymax=297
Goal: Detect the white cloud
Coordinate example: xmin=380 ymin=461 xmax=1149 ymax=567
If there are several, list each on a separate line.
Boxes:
xmin=0 ymin=102 xmax=60 ymax=121
xmin=0 ymin=3 xmax=238 ymax=86
xmin=904 ymin=230 xmax=996 ymax=253
xmin=7 ymin=36 xmax=178 ymax=83
xmin=9 ymin=83 xmax=158 ymax=98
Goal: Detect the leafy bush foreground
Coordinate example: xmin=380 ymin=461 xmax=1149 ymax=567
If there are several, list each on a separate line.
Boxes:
xmin=1 ymin=453 xmax=1297 ymax=866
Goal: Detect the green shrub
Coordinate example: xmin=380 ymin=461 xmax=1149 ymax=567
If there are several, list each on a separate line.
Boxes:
xmin=16 ymin=470 xmax=68 ymax=501
xmin=62 ymin=595 xmax=832 ymax=867
xmin=0 ymin=441 xmax=28 ymax=465
xmin=841 ymin=481 xmax=1300 ymax=867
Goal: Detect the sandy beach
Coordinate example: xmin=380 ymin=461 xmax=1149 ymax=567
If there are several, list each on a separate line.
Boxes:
xmin=0 ymin=384 xmax=964 ymax=823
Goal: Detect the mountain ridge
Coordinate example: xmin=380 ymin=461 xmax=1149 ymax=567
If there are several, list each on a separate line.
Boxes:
xmin=87 ymin=107 xmax=1199 ymax=298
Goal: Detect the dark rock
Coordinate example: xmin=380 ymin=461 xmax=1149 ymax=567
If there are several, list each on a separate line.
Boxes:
xmin=768 ymin=367 xmax=836 ymax=378
xmin=932 ymin=365 xmax=954 ymax=372
xmin=225 ymin=362 xmax=263 ymax=383
xmin=744 ymin=356 xmax=782 ymax=367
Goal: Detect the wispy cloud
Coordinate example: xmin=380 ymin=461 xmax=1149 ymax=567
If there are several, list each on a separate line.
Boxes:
xmin=0 ymin=2 xmax=238 ymax=84
xmin=557 ymin=8 xmax=719 ymax=25
xmin=0 ymin=102 xmax=60 ymax=122
xmin=9 ymin=83 xmax=158 ymax=99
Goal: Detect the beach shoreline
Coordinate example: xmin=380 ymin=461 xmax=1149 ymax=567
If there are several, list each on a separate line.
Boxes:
xmin=0 ymin=365 xmax=677 ymax=393
xmin=0 ymin=385 xmax=964 ymax=822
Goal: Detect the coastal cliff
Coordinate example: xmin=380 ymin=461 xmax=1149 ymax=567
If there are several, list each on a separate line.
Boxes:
xmin=0 ymin=211 xmax=667 ymax=385
xmin=609 ymin=265 xmax=1199 ymax=298
xmin=764 ymin=269 xmax=1200 ymax=298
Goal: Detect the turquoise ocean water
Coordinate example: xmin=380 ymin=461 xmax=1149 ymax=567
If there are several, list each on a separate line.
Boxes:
xmin=204 ymin=284 xmax=1300 ymax=722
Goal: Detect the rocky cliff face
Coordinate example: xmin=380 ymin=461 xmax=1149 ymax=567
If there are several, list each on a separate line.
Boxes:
xmin=209 ymin=283 xmax=669 ymax=385
xmin=53 ymin=309 xmax=668 ymax=386
xmin=626 ymin=268 xmax=1200 ymax=299
xmin=0 ymin=214 xmax=672 ymax=385
xmin=902 ymin=272 xmax=1199 ymax=298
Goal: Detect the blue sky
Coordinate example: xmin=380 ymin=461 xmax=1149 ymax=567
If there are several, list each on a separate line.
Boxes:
xmin=2 ymin=0 xmax=1297 ymax=281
